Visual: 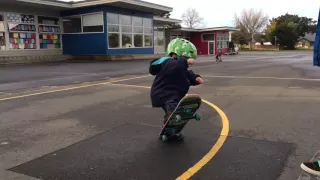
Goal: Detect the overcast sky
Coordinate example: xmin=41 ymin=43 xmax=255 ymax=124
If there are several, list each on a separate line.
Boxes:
xmin=61 ymin=0 xmax=319 ymax=27
xmin=146 ymin=0 xmax=319 ymax=27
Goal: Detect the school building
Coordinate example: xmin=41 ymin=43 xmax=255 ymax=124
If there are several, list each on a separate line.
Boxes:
xmin=0 ymin=0 xmax=239 ymax=64
xmin=167 ymin=27 xmax=239 ymax=55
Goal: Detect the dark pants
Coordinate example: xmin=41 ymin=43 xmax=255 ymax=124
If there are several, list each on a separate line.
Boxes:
xmin=161 ymin=98 xmax=179 ymax=121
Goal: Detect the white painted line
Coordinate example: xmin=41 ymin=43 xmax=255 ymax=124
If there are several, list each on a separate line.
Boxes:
xmin=202 ymin=75 xmax=320 ymax=81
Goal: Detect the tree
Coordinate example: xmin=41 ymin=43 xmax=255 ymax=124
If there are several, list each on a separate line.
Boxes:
xmin=159 ymin=12 xmax=171 ymax=18
xmin=181 ymin=8 xmax=205 ymax=28
xmin=255 ymin=33 xmax=267 ymax=45
xmin=164 ymin=23 xmax=182 ymax=29
xmin=265 ymin=13 xmax=317 ymax=49
xmin=232 ymin=8 xmax=269 ymax=49
xmin=155 ymin=12 xmax=182 ymax=29
xmin=231 ymin=31 xmax=249 ymax=45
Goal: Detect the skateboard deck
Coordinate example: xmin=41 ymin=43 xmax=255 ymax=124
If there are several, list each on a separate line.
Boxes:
xmin=159 ymin=94 xmax=202 ymax=142
xmin=298 ymin=150 xmax=320 ymax=180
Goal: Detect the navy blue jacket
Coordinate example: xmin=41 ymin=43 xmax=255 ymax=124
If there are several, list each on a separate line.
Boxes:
xmin=149 ymin=56 xmax=201 ymax=107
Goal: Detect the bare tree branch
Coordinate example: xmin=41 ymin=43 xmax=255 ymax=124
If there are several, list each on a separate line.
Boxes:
xmin=181 ymin=8 xmax=205 ymax=28
xmin=233 ymin=8 xmax=269 ymax=49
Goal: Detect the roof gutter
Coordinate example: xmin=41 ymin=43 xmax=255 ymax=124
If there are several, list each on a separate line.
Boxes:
xmin=72 ymin=0 xmax=173 ymax=12
xmin=16 ymin=0 xmax=71 ymax=8
xmin=16 ymin=0 xmax=173 ymax=12
xmin=153 ymin=16 xmax=182 ymax=24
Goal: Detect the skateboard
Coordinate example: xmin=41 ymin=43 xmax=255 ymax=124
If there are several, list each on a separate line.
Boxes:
xmin=298 ymin=150 xmax=320 ymax=180
xmin=159 ymin=94 xmax=202 ymax=142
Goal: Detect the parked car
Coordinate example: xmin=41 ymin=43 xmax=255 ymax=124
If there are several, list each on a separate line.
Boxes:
xmin=227 ymin=42 xmax=239 ymax=55
xmin=227 ymin=44 xmax=239 ymax=55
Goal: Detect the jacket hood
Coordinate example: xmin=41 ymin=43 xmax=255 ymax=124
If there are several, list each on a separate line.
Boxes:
xmin=149 ymin=57 xmax=171 ymax=75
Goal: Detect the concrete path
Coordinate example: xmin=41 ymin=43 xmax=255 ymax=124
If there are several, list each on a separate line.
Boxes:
xmin=0 ymin=51 xmax=319 ymax=180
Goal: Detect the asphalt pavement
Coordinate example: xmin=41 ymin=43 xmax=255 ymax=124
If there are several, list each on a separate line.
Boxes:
xmin=1 ymin=51 xmax=319 ymax=180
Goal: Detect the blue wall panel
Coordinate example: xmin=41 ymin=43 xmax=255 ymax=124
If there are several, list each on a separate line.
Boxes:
xmin=313 ymin=9 xmax=320 ymax=66
xmin=62 ymin=33 xmax=107 ymax=55
xmin=107 ymin=48 xmax=154 ymax=55
xmin=61 ymin=5 xmax=108 ymax=55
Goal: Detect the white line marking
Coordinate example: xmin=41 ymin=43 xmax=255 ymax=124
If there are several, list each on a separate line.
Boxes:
xmin=202 ymin=75 xmax=320 ymax=81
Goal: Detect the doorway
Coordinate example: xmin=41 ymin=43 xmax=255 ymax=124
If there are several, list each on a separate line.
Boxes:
xmin=208 ymin=41 xmax=215 ymax=55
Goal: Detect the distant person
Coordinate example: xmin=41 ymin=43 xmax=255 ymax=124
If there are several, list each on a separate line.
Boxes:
xmin=149 ymin=38 xmax=204 ymax=126
xmin=216 ymin=49 xmax=222 ymax=61
xmin=301 ymin=161 xmax=320 ymax=176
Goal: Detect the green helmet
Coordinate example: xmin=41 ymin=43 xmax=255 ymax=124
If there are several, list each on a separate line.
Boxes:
xmin=166 ymin=38 xmax=197 ymax=59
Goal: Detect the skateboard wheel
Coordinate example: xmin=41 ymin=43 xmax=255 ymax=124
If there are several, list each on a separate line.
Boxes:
xmin=161 ymin=135 xmax=168 ymax=142
xmin=175 ymin=115 xmax=182 ymax=122
xmin=195 ymin=113 xmax=201 ymax=121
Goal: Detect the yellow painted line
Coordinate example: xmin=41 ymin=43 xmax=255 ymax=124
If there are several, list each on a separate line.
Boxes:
xmin=0 ymin=75 xmax=151 ymax=101
xmin=108 ymin=83 xmax=151 ymax=89
xmin=1 ymin=76 xmax=229 ymax=180
xmin=110 ymin=83 xmax=230 ymax=180
xmin=176 ymin=99 xmax=229 ymax=180
xmin=202 ymin=75 xmax=320 ymax=81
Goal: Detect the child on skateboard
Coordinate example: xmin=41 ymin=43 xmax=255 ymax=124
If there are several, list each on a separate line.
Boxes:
xmin=149 ymin=38 xmax=204 ymax=126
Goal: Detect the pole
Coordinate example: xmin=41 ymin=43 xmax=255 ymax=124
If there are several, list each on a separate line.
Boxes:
xmin=313 ymin=8 xmax=320 ymax=66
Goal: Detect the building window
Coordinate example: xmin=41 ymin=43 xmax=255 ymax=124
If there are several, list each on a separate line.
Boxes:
xmin=170 ymin=35 xmax=177 ymax=40
xmin=202 ymin=33 xmax=215 ymax=41
xmin=0 ymin=30 xmax=5 ymax=50
xmin=154 ymin=26 xmax=157 ymax=45
xmin=7 ymin=12 xmax=37 ymax=49
xmin=82 ymin=13 xmax=104 ymax=33
xmin=107 ymin=13 xmax=153 ymax=48
xmin=133 ymin=17 xmax=143 ymax=47
xmin=38 ymin=16 xmax=61 ymax=49
xmin=170 ymin=34 xmax=190 ymax=41
xmin=217 ymin=32 xmax=228 ymax=48
xmin=121 ymin=15 xmax=132 ymax=47
xmin=0 ymin=12 xmax=3 ymax=21
xmin=143 ymin=18 xmax=153 ymax=47
xmin=38 ymin=16 xmax=59 ymax=25
xmin=63 ymin=13 xmax=104 ymax=34
xmin=0 ymin=12 xmax=5 ymax=50
xmin=107 ymin=13 xmax=120 ymax=48
xmin=62 ymin=16 xmax=81 ymax=33
xmin=154 ymin=26 xmax=164 ymax=46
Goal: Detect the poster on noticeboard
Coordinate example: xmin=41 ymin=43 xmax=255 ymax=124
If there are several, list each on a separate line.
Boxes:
xmin=0 ymin=22 xmax=5 ymax=32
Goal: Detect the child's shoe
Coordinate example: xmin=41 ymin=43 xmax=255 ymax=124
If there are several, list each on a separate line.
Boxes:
xmin=162 ymin=113 xmax=172 ymax=126
xmin=301 ymin=160 xmax=320 ymax=176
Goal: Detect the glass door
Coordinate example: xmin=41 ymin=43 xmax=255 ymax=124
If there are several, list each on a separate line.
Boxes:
xmin=208 ymin=41 xmax=215 ymax=55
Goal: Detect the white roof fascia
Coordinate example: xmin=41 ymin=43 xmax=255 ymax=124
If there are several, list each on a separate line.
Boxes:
xmin=72 ymin=0 xmax=172 ymax=12
xmin=153 ymin=16 xmax=182 ymax=24
xmin=16 ymin=0 xmax=71 ymax=8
